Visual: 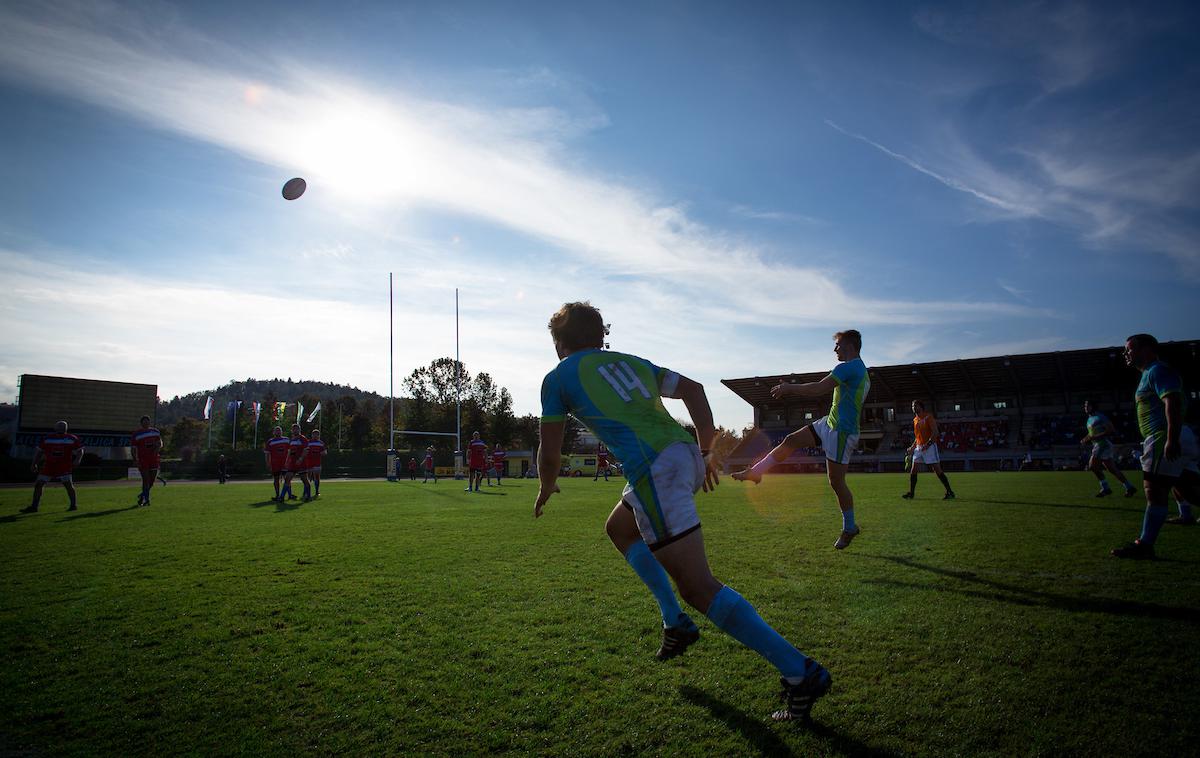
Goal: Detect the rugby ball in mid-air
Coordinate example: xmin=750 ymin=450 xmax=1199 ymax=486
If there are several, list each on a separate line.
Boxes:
xmin=282 ymin=177 xmax=307 ymax=201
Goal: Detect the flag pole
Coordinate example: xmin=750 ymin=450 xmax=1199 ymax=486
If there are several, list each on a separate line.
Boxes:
xmin=232 ymin=403 xmax=237 ymax=451
xmin=253 ymin=405 xmax=259 ymax=451
xmin=390 ymin=272 xmax=394 ymax=454
xmin=455 ymin=287 xmax=461 ymax=475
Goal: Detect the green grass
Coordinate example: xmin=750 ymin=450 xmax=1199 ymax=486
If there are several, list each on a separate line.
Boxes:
xmin=2 ymin=472 xmax=1198 ymax=756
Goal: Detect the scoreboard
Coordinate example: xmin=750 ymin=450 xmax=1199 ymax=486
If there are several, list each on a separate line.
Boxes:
xmin=17 ymin=375 xmax=157 ymax=436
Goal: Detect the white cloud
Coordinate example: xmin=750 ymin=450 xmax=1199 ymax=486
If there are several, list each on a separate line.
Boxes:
xmin=0 ymin=3 xmax=1061 ymax=429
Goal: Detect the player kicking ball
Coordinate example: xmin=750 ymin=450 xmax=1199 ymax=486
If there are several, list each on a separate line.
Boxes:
xmin=733 ymin=330 xmax=870 ymax=550
xmin=902 ymin=401 xmax=955 ymax=500
xmin=1081 ymin=400 xmax=1136 ymax=498
xmin=534 ymin=302 xmax=831 ymax=722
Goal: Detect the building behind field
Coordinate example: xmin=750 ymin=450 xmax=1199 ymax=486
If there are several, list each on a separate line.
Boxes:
xmin=4 ymin=375 xmax=158 ymax=481
xmin=723 ymin=341 xmax=1200 ymax=473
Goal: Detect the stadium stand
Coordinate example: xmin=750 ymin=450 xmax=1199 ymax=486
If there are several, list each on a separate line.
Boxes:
xmin=722 ymin=340 xmax=1199 ymax=473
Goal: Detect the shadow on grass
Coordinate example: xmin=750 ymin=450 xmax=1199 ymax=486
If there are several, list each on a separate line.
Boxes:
xmin=861 ymin=554 xmax=1200 ymax=623
xmin=248 ymin=499 xmax=282 ymax=508
xmin=679 ymin=685 xmax=891 ymax=757
xmin=970 ymin=497 xmax=1135 ymax=513
xmin=56 ymin=505 xmax=141 ymax=522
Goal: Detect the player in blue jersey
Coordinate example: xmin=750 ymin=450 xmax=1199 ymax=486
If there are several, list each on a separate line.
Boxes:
xmin=534 ymin=302 xmax=831 ymax=722
xmin=1081 ymin=400 xmax=1136 ymax=498
xmin=1112 ymin=334 xmax=1200 ymax=559
xmin=733 ymin=330 xmax=870 ymax=550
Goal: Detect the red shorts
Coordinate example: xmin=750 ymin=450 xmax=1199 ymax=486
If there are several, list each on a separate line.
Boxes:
xmin=271 ymin=465 xmax=286 ymax=475
xmin=138 ymin=458 xmax=161 ymax=471
xmin=288 ymin=460 xmax=307 ymax=473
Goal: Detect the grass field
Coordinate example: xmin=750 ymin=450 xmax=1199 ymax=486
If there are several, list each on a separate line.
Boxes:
xmin=2 ymin=472 xmax=1199 ymax=756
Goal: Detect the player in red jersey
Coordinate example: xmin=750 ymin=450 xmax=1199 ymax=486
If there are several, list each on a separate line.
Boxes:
xmin=130 ymin=415 xmax=163 ymax=507
xmin=264 ymin=426 xmax=290 ymax=501
xmin=423 ymin=445 xmax=437 ymax=483
xmin=594 ymin=442 xmax=611 ymax=481
xmin=281 ymin=424 xmax=309 ymax=501
xmin=407 ymin=457 xmax=418 ymax=480
xmin=21 ymin=421 xmax=85 ymax=513
xmin=306 ymin=430 xmax=328 ymax=498
xmin=492 ymin=443 xmax=507 ymax=486
xmin=466 ymin=431 xmax=488 ymax=492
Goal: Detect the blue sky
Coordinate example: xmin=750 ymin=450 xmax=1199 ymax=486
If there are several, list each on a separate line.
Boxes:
xmin=1 ymin=0 xmax=1197 ymax=430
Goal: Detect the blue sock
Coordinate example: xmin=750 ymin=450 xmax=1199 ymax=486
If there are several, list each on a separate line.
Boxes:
xmin=1099 ymin=479 xmax=1111 ymax=491
xmin=705 ymin=586 xmax=808 ymax=679
xmin=624 ymin=542 xmax=690 ymax=628
xmin=1179 ymin=500 xmax=1193 ymax=519
xmin=842 ymin=508 xmax=856 ymax=531
xmin=1139 ymin=505 xmax=1168 ymax=545
xmin=303 ymin=482 xmax=311 ymax=498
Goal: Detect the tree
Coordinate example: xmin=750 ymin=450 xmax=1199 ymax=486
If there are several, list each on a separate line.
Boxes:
xmin=168 ymin=417 xmax=206 ymax=462
xmin=490 ymin=388 xmax=517 ymax=447
xmin=349 ymin=399 xmax=377 ymax=450
xmin=514 ymin=414 xmax=540 ymax=452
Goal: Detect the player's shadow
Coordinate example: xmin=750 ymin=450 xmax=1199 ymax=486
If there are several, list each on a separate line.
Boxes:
xmin=861 ymin=554 xmax=1200 ymax=623
xmin=678 ymin=685 xmax=891 ymax=757
xmin=970 ymin=497 xmax=1135 ymax=513
xmin=274 ymin=499 xmax=305 ymax=512
xmin=248 ymin=499 xmax=282 ymax=508
xmin=56 ymin=505 xmax=141 ymax=522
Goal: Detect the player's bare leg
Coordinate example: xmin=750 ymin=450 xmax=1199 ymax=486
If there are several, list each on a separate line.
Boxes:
xmin=272 ymin=473 xmax=282 ymax=501
xmin=1102 ymin=459 xmax=1136 ymax=496
xmin=21 ymin=481 xmax=46 ymax=513
xmin=654 ymin=528 xmax=830 ymax=720
xmin=62 ymin=480 xmax=78 ymax=511
xmin=1089 ymin=456 xmax=1114 ymax=497
xmin=139 ymin=468 xmax=158 ymax=506
xmin=930 ymin=462 xmax=955 ymax=499
xmin=734 ymin=426 xmax=818 ymax=484
xmin=311 ymin=471 xmax=321 ymax=498
xmin=827 ymin=461 xmax=859 ymax=549
xmin=300 ymin=472 xmax=312 ymax=501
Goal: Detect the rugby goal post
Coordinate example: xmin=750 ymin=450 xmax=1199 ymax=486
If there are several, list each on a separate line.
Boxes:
xmin=387 ymin=430 xmax=462 ymax=480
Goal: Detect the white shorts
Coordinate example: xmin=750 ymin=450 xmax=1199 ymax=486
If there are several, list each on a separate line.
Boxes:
xmin=1090 ymin=441 xmax=1114 ymax=462
xmin=912 ymin=444 xmax=940 ymax=466
xmin=812 ymin=417 xmax=858 ymax=465
xmin=36 ymin=473 xmax=72 ymax=483
xmin=1141 ymin=427 xmax=1200 ymax=479
xmin=308 ymin=466 xmax=322 ymax=474
xmin=622 ymin=442 xmax=704 ymax=550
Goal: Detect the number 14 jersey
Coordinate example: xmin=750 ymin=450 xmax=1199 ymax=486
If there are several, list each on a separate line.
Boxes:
xmin=541 ymin=349 xmax=696 ymax=485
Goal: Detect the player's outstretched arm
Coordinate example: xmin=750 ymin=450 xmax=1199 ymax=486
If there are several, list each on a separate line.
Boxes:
xmin=670 ymin=375 xmax=720 ymax=493
xmin=771 ymin=374 xmax=837 ymax=400
xmin=535 ymin=421 xmax=564 ymax=517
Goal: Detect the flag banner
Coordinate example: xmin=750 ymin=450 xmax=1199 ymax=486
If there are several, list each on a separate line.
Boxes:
xmin=251 ymin=402 xmax=261 ymax=421
xmin=203 ymin=396 xmax=213 ymax=420
xmin=227 ymin=400 xmax=242 ymax=420
xmin=274 ymin=402 xmax=287 ymax=421
xmin=297 ymin=403 xmax=305 ymax=423
xmin=306 ymin=402 xmax=322 ymax=423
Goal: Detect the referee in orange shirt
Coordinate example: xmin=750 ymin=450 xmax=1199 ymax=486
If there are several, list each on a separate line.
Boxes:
xmin=903 ymin=400 xmax=955 ymax=500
